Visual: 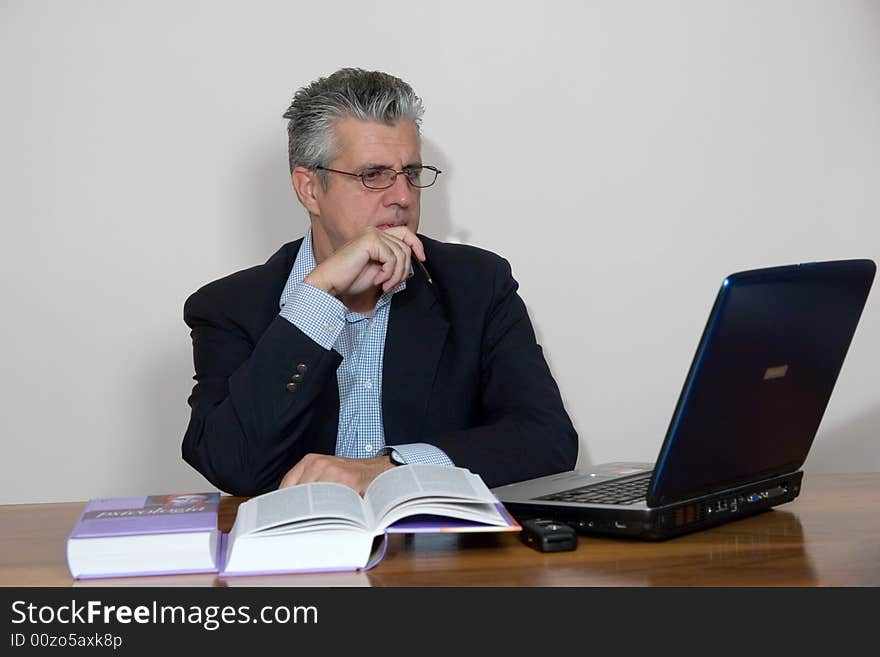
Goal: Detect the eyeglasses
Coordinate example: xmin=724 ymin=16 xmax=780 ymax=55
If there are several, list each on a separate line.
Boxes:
xmin=315 ymin=164 xmax=442 ymax=189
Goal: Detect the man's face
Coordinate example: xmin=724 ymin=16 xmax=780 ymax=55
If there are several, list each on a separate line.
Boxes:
xmin=167 ymin=495 xmax=207 ymax=507
xmin=307 ymin=118 xmax=421 ymax=259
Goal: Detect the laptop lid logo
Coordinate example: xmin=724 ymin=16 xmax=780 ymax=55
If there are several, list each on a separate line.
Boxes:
xmin=763 ymin=365 xmax=789 ymax=380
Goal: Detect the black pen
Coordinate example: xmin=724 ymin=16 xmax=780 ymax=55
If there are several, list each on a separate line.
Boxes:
xmin=415 ymin=258 xmax=433 ymax=285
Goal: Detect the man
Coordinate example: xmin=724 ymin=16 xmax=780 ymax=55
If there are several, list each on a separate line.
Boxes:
xmin=182 ymin=68 xmax=577 ymax=497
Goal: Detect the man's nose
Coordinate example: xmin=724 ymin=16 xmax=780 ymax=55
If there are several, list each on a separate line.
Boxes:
xmin=384 ymin=171 xmax=417 ymax=206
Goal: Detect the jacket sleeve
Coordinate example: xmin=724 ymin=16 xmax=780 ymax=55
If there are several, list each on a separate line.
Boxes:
xmin=181 ymin=286 xmax=342 ymax=496
xmin=423 ymin=257 xmax=579 ymax=488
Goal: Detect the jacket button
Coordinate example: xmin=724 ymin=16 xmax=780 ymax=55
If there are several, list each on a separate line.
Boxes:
xmin=297 ymin=363 xmax=308 ymax=375
xmin=291 ymin=373 xmax=303 ymax=383
xmin=286 ymin=382 xmax=298 ymax=393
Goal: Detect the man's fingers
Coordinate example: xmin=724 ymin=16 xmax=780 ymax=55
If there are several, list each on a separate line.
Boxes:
xmin=385 ymin=237 xmax=410 ymax=291
xmin=292 ymin=456 xmax=351 ymax=487
xmin=283 ymin=454 xmax=329 ymax=487
xmin=369 ymin=240 xmax=396 ymax=287
xmin=376 ymin=231 xmax=414 ymax=288
xmin=311 ymin=227 xmax=423 ymax=298
xmin=384 ymin=226 xmax=426 ymax=262
xmin=278 ymin=454 xmax=395 ymax=494
xmin=279 ymin=461 xmax=305 ymax=489
xmin=298 ymin=467 xmax=326 ymax=484
xmin=368 ymin=233 xmax=411 ymax=291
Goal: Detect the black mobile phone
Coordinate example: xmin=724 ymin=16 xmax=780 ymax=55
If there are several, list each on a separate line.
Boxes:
xmin=519 ymin=518 xmax=577 ymax=553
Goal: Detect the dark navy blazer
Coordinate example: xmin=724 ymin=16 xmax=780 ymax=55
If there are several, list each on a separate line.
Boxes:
xmin=182 ymin=235 xmax=578 ymax=496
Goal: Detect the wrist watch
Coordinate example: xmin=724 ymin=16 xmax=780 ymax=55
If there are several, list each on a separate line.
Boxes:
xmin=388 ymin=450 xmax=407 ymax=466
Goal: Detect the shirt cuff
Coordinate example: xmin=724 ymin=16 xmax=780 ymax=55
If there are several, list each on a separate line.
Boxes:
xmin=279 ymin=282 xmax=347 ymax=350
xmin=381 ymin=444 xmax=455 ymax=467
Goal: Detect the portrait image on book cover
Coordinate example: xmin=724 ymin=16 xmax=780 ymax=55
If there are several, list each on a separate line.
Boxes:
xmin=146 ymin=493 xmax=216 ymax=510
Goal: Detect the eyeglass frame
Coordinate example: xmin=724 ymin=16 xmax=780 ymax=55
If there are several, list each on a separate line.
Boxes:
xmin=314 ymin=164 xmax=442 ymax=189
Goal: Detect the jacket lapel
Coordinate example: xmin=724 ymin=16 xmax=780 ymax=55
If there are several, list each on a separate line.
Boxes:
xmin=382 ymin=269 xmax=449 ymax=443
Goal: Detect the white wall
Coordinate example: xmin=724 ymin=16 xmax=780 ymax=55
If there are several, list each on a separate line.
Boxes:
xmin=1 ymin=0 xmax=878 ymax=504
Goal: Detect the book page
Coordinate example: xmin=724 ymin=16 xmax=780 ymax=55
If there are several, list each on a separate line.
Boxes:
xmin=363 ymin=465 xmax=496 ymax=528
xmin=239 ymin=483 xmax=369 ymax=536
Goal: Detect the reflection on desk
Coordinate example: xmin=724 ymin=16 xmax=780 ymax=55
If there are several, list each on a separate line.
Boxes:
xmin=367 ymin=509 xmax=815 ymax=587
xmin=2 ymin=473 xmax=878 ymax=587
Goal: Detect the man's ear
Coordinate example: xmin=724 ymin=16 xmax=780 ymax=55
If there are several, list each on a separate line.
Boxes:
xmin=291 ymin=166 xmax=321 ymax=215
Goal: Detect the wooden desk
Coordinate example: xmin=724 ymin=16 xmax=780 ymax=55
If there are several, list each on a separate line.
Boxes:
xmin=2 ymin=473 xmax=878 ymax=587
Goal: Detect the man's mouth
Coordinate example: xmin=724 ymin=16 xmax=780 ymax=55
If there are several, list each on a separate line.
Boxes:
xmin=377 ymin=223 xmax=404 ymax=230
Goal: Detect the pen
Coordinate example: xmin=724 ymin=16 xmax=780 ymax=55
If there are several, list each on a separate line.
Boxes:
xmin=415 ymin=258 xmax=433 ymax=285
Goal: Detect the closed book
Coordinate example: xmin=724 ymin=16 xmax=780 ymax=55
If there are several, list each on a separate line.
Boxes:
xmin=67 ymin=492 xmax=222 ymax=579
xmin=219 ymin=465 xmax=520 ymax=576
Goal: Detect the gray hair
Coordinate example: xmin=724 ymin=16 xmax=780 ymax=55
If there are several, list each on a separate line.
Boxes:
xmin=282 ymin=68 xmax=425 ymax=185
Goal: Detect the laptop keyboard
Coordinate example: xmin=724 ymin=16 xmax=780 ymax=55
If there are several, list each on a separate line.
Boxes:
xmin=536 ymin=472 xmax=652 ymax=506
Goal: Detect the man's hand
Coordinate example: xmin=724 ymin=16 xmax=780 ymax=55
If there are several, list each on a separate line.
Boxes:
xmin=279 ymin=454 xmax=397 ymax=495
xmin=305 ymin=226 xmax=426 ymax=298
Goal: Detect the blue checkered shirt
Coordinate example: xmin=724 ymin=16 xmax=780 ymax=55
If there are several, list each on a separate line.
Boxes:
xmin=278 ymin=229 xmax=454 ymax=467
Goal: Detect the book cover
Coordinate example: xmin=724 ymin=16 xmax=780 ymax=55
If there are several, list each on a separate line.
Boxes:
xmin=67 ymin=492 xmax=222 ymax=579
xmin=70 ymin=492 xmax=219 ymax=537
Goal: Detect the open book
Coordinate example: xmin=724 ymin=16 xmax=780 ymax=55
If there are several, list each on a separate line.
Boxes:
xmin=220 ymin=465 xmax=519 ymax=575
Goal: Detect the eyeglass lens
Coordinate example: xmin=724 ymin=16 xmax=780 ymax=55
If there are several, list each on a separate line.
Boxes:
xmin=362 ymin=167 xmax=438 ymax=189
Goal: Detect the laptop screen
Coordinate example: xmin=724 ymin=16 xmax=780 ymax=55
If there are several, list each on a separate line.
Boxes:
xmin=648 ymin=260 xmax=875 ymax=507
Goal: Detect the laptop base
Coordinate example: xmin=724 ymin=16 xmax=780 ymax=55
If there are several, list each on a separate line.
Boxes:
xmin=503 ymin=471 xmax=803 ymax=540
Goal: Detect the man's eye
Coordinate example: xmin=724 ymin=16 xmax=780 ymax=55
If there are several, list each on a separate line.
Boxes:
xmin=362 ymin=169 xmax=384 ymax=181
xmin=404 ymin=167 xmax=423 ymax=179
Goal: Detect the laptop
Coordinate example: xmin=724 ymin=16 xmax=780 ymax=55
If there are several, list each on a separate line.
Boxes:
xmin=493 ymin=259 xmax=876 ymax=539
